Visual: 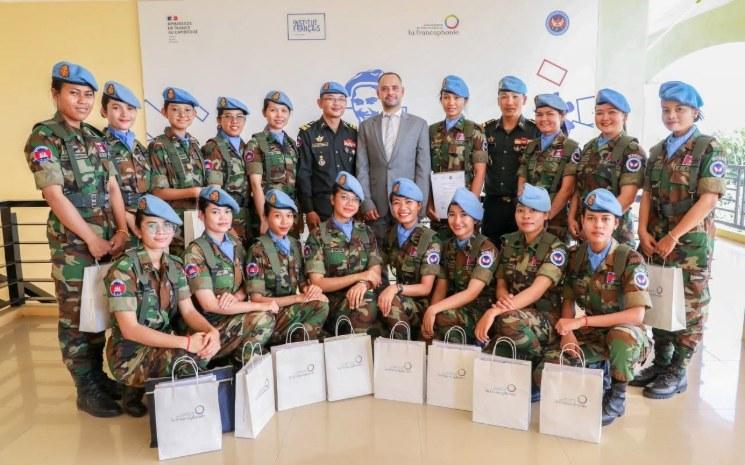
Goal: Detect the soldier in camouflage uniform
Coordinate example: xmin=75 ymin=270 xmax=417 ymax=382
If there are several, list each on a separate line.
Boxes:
xmin=201 ymin=96 xmax=251 ymax=248
xmin=149 ymin=87 xmax=205 ymax=256
xmin=183 ymin=187 xmax=277 ymax=365
xmin=569 ymin=89 xmax=646 ymax=247
xmin=378 ymin=179 xmax=441 ymax=340
xmin=517 ymin=94 xmax=580 ymax=242
xmin=427 ymin=75 xmax=488 ymax=238
xmin=24 ymin=62 xmax=130 ymax=417
xmin=633 ymin=82 xmax=726 ymax=399
xmin=245 ymin=189 xmax=329 ymax=345
xmin=246 ymin=91 xmax=302 ymax=238
xmin=475 ymin=185 xmax=567 ymax=381
xmin=422 ymin=188 xmax=498 ymax=344
xmin=106 ymin=195 xmax=221 ymax=417
xmin=305 ymin=172 xmax=384 ymax=336
xmin=544 ymin=188 xmax=651 ymax=426
xmin=101 ymin=81 xmax=151 ymax=250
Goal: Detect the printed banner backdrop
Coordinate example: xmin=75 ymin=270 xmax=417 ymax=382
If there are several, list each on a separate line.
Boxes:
xmin=138 ymin=0 xmax=599 ymax=143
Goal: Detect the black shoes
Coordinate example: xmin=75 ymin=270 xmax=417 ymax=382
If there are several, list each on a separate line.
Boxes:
xmin=122 ymin=386 xmax=148 ymax=417
xmin=643 ymin=370 xmax=688 ymax=399
xmin=602 ymin=381 xmax=627 ymax=426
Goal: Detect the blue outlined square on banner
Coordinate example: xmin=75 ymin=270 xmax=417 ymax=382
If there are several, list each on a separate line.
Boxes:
xmin=287 ymin=13 xmax=326 ymax=40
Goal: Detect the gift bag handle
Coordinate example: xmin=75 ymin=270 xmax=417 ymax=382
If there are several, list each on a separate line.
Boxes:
xmin=558 ymin=342 xmax=587 ymax=368
xmin=170 ymin=355 xmax=200 ymax=384
xmin=490 ymin=336 xmax=517 ymax=359
xmin=286 ymin=322 xmax=310 ymax=344
xmin=335 ymin=315 xmax=354 ymax=336
xmin=443 ymin=326 xmax=467 ymax=345
xmin=241 ymin=342 xmax=263 ymax=367
xmin=389 ymin=321 xmax=412 ymax=340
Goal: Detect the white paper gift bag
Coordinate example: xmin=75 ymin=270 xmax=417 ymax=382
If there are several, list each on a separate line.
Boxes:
xmin=235 ymin=343 xmax=275 ymax=439
xmin=183 ymin=209 xmax=204 ymax=246
xmin=154 ymin=356 xmax=222 ymax=460
xmin=539 ymin=344 xmax=604 ymax=443
xmin=373 ymin=322 xmax=427 ymax=404
xmin=645 ymin=262 xmax=686 ymax=331
xmin=472 ymin=337 xmax=532 ymax=430
xmin=426 ymin=327 xmax=481 ymax=411
xmin=271 ymin=324 xmax=326 ymax=411
xmin=324 ymin=316 xmax=373 ymax=401
xmin=79 ymin=261 xmax=113 ymax=333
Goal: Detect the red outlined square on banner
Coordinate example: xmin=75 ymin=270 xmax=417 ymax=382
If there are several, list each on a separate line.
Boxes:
xmin=536 ymin=59 xmax=568 ymax=86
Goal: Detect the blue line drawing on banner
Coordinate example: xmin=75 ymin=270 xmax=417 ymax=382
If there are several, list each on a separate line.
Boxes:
xmin=571 ymin=95 xmax=596 ymax=128
xmin=143 ymin=98 xmax=210 ymax=140
xmin=545 ymin=10 xmax=570 ymax=36
xmin=346 ymin=69 xmax=383 ymax=123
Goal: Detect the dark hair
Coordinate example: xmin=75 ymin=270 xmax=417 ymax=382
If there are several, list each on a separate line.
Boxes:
xmin=51 ymin=78 xmax=64 ymax=92
xmin=332 ymin=184 xmax=344 ymax=196
xmin=264 ymin=204 xmax=296 ymax=218
xmin=378 ymin=72 xmax=403 ymax=85
xmin=440 ymin=90 xmax=468 ymax=100
xmin=101 ymin=94 xmax=112 ymax=110
xmin=262 ymin=99 xmax=291 ymax=113
xmin=197 ymin=197 xmax=213 ymax=212
xmin=135 ymin=209 xmax=146 ymax=228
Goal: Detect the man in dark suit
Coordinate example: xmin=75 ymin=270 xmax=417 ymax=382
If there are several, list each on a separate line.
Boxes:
xmin=356 ymin=72 xmax=431 ymax=242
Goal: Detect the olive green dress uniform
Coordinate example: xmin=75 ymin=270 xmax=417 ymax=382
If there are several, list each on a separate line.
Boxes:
xmin=381 ymin=225 xmax=442 ymax=339
xmin=518 ymin=133 xmax=580 ymax=240
xmin=304 ymin=219 xmax=383 ymax=336
xmin=148 ymin=127 xmax=205 ymax=256
xmin=182 ymin=233 xmax=275 ymax=362
xmin=245 ymin=235 xmax=329 ymax=344
xmin=24 ymin=111 xmax=117 ymax=388
xmin=576 ymin=133 xmax=646 ymax=246
xmin=435 ymin=234 xmax=498 ymax=344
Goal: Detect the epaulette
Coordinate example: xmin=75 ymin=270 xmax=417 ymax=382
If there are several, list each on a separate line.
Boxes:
xmin=343 ymin=120 xmax=357 ymax=130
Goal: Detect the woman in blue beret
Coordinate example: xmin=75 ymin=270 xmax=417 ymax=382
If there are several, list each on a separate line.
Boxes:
xmin=23 ymin=61 xmax=129 ymax=417
xmin=569 ymin=88 xmax=646 ymax=246
xmin=633 ymin=81 xmax=726 ymax=399
xmin=517 ymin=94 xmax=580 ymax=242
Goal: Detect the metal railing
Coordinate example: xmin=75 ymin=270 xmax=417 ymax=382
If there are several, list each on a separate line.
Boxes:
xmin=0 ymin=200 xmax=55 ymax=309
xmin=715 ymin=164 xmax=745 ymax=230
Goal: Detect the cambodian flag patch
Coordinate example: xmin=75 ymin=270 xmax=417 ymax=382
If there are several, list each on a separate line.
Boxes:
xmin=478 ymin=250 xmax=495 ymax=268
xmin=633 ymin=270 xmax=649 ymax=289
xmin=32 ymin=146 xmax=52 ymax=164
xmin=184 ymin=263 xmax=199 ymax=279
xmin=549 ymin=249 xmax=566 ymax=267
xmin=203 ymin=159 xmax=213 ymax=170
xmin=606 ymin=272 xmax=616 ymax=284
xmin=109 ymin=279 xmax=126 ymax=297
xmin=709 ymin=160 xmax=726 ymax=178
xmin=246 ymin=262 xmax=260 ymax=277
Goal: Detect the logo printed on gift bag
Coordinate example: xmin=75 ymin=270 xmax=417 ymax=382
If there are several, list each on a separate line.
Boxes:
xmin=438 ymin=367 xmax=467 ymax=380
xmin=485 ymin=383 xmax=518 ymax=397
xmin=385 ymin=361 xmax=413 ymax=374
xmin=170 ymin=404 xmax=206 ymax=422
xmin=336 ymin=354 xmax=364 ymax=370
xmin=555 ymin=394 xmax=590 ymax=408
xmin=290 ymin=363 xmax=316 ymax=379
xmin=254 ymin=378 xmax=272 ymax=400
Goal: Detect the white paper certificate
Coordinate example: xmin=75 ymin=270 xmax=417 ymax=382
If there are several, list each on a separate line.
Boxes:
xmin=431 ymin=171 xmax=465 ymax=220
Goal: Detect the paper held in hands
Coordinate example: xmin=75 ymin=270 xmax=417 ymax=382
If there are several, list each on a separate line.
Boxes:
xmin=430 ymin=171 xmax=465 ymax=220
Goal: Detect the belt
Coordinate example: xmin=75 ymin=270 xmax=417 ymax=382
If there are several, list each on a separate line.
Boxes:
xmin=486 ymin=194 xmax=515 ymax=203
xmin=66 ymin=191 xmax=109 ymax=209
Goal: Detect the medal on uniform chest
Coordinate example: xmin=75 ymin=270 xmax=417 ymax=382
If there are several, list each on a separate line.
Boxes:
xmin=318 ymin=155 xmax=326 ymax=167
xmin=681 ymin=153 xmax=693 ymax=166
xmin=408 ymin=245 xmax=417 ymax=257
xmin=315 ymin=134 xmax=324 ymax=143
xmin=606 ymin=272 xmax=616 ymax=284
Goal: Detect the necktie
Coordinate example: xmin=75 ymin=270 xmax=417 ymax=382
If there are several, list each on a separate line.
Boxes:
xmin=383 ymin=114 xmax=395 ymax=160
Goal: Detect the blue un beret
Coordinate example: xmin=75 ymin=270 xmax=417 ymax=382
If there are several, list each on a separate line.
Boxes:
xmin=534 ymin=93 xmax=568 ymax=113
xmin=596 ymin=88 xmax=630 ymax=113
xmin=200 ymin=186 xmax=240 ymax=213
xmin=216 ymin=96 xmax=249 ymax=115
xmin=138 ymin=194 xmax=182 ymax=225
xmin=390 ymin=178 xmax=423 ymax=203
xmin=449 ymin=187 xmax=483 ymax=221
xmin=103 ymin=81 xmax=141 ymax=108
xmin=518 ymin=183 xmax=551 ymax=213
xmin=264 ymin=90 xmax=294 ymax=111
xmin=441 ymin=75 xmax=469 ymax=98
xmin=584 ymin=188 xmax=622 ymax=217
xmin=52 ymin=61 xmax=98 ymax=91
xmin=659 ymin=81 xmax=703 ymax=109
xmin=319 ymin=81 xmax=348 ymax=97
xmin=498 ymin=75 xmax=527 ymax=95
xmin=265 ymin=189 xmax=298 ymax=213
xmin=335 ymin=171 xmax=365 ymax=201
xmin=162 ymin=87 xmax=199 ymax=107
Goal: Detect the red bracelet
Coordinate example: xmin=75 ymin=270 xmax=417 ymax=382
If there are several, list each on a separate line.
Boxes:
xmin=185 ymin=335 xmax=191 ymax=351
xmin=583 ymin=316 xmax=589 ymax=328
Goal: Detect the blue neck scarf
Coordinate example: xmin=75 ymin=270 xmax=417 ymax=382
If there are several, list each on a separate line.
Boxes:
xmin=445 ymin=116 xmax=462 ymax=132
xmin=268 ymin=230 xmax=291 ymax=256
xmin=396 ymin=224 xmax=416 ymax=248
xmin=270 ymin=130 xmax=285 ymax=145
xmin=218 ymin=129 xmax=241 ymax=153
xmin=108 ymin=128 xmax=135 ymax=152
xmin=455 ymin=237 xmax=470 ymax=250
xmin=587 ymin=241 xmax=612 ymax=272
xmin=540 ymin=131 xmax=561 ymax=151
xmin=210 ymin=233 xmax=234 ymax=261
xmin=332 ymin=216 xmax=353 ymax=242
xmin=665 ymin=125 xmax=697 ymax=158
xmin=596 ymin=135 xmax=610 ymax=148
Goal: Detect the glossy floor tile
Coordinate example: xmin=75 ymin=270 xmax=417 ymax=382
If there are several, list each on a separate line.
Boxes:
xmin=1 ymin=239 xmax=744 ymax=465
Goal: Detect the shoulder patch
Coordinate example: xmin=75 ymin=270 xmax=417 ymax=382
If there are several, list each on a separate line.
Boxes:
xmin=109 ymin=279 xmax=126 ymax=297
xmin=478 ymin=250 xmax=495 ymax=268
xmin=425 ymin=249 xmax=441 ymax=265
xmin=549 ymin=248 xmax=567 ymax=267
xmin=625 ymin=156 xmax=642 ymax=172
xmin=633 ymin=269 xmax=649 ymax=289
xmin=709 ymin=160 xmax=726 ymax=177
xmin=570 ymin=149 xmax=581 ymax=164
xmin=184 ymin=263 xmax=199 ymax=279
xmin=303 ymin=243 xmax=312 ymax=258
xmin=32 ymin=146 xmax=53 ymax=164
xmin=245 ymin=262 xmax=260 ymax=277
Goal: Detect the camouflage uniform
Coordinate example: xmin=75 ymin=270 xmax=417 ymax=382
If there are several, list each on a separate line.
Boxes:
xmin=148 ymin=127 xmax=205 ymax=256
xmin=245 ymin=128 xmax=300 ymax=237
xmin=201 ymin=135 xmax=250 ymax=247
xmin=435 ymin=234 xmax=498 ymax=344
xmin=518 ymin=134 xmax=580 ymax=240
xmin=542 ymin=240 xmax=651 ymax=383
xmin=245 ymin=235 xmax=329 ymax=345
xmin=381 ymin=224 xmax=442 ymax=340
xmin=183 ymin=233 xmax=275 ymax=362
xmin=429 ymin=117 xmax=488 ymax=237
xmin=576 ymin=133 xmax=646 ymax=246
xmin=643 ymin=130 xmax=726 ymax=371
xmin=24 ymin=112 xmax=116 ymax=387
xmin=104 ymin=127 xmax=151 ymax=250
xmin=489 ymin=231 xmax=567 ymax=361
xmin=304 ymin=219 xmax=383 ymax=336
xmin=105 ymin=247 xmax=202 ymax=387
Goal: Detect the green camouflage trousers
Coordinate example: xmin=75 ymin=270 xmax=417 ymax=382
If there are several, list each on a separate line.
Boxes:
xmin=269 ymin=300 xmax=329 ymax=345
xmin=325 ymin=289 xmax=382 ymax=337
xmin=381 ymin=295 xmax=428 ymax=341
xmin=210 ymin=311 xmax=276 ymax=363
xmin=106 ymin=340 xmax=206 ymax=388
xmin=433 ymin=299 xmax=489 ymax=345
xmin=488 ymin=308 xmax=559 ymax=361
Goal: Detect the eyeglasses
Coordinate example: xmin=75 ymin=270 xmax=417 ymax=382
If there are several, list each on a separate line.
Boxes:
xmin=220 ymin=114 xmax=246 ymax=121
xmin=338 ymin=193 xmax=360 ymax=205
xmin=143 ymin=222 xmax=177 ymax=234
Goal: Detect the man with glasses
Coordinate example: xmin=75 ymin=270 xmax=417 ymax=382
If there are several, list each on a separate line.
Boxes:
xmin=297 ymin=81 xmax=358 ymax=231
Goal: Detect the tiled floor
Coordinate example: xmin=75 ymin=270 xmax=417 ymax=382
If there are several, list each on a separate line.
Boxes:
xmin=1 ymin=239 xmax=744 ymax=465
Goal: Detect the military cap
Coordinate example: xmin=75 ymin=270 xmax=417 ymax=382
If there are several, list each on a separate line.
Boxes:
xmin=518 ymin=183 xmax=551 ymax=213
xmin=390 ymin=178 xmax=423 ymax=203
xmin=534 ymin=93 xmax=568 ymax=113
xmin=335 ymin=171 xmax=365 ymax=201
xmin=103 ymin=81 xmax=141 ymax=108
xmin=449 ymin=187 xmax=483 ymax=221
xmin=659 ymin=81 xmax=703 ymax=108
xmin=265 ymin=188 xmax=298 ymax=213
xmin=584 ymin=188 xmax=622 ymax=217
xmin=199 ymin=186 xmax=240 ymax=213
xmin=319 ymin=81 xmax=348 ymax=97
xmin=52 ymin=61 xmax=98 ymax=91
xmin=596 ymin=88 xmax=630 ymax=113
xmin=264 ymin=90 xmax=293 ymax=110
xmin=216 ymin=96 xmax=249 ymax=115
xmin=138 ymin=194 xmax=182 ymax=225
xmin=162 ymin=86 xmax=199 ymax=107
xmin=441 ymin=75 xmax=469 ymax=98
xmin=498 ymin=75 xmax=527 ymax=95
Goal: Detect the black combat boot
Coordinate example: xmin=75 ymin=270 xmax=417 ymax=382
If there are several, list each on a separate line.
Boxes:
xmin=602 ymin=380 xmax=627 ymax=426
xmin=76 ymin=378 xmax=123 ymax=417
xmin=121 ymin=386 xmax=148 ymax=417
xmin=629 ymin=362 xmax=668 ymax=387
xmin=642 ymin=367 xmax=687 ymax=399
